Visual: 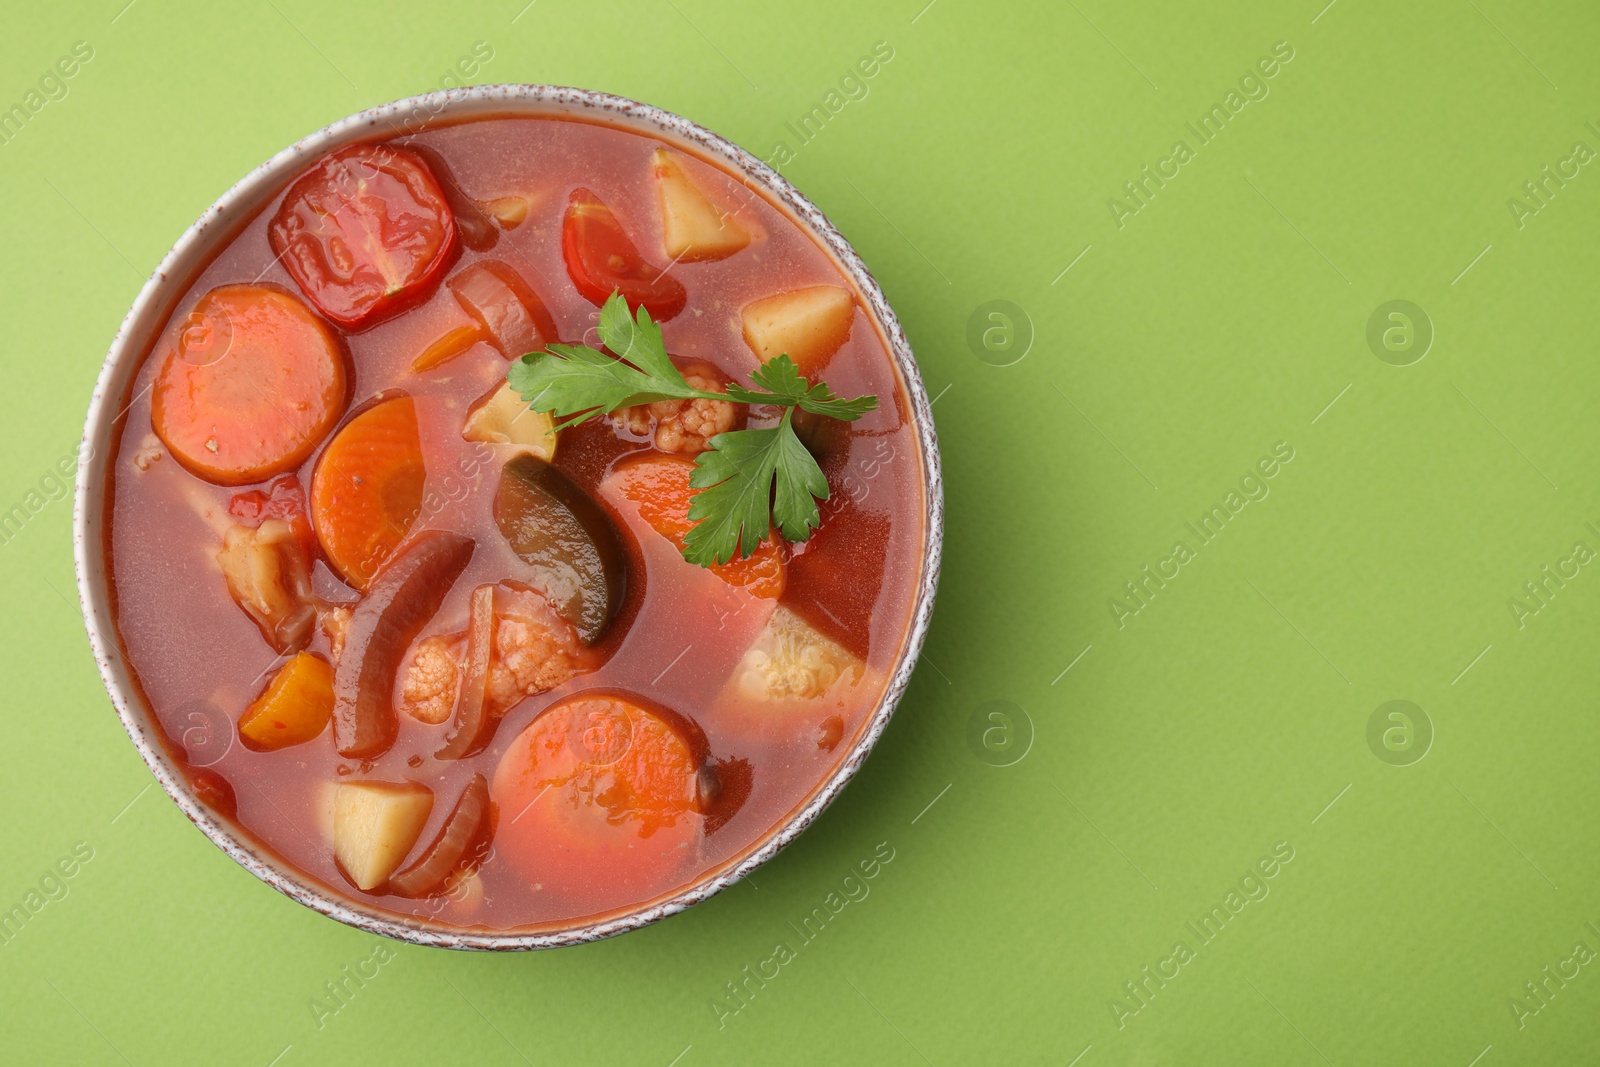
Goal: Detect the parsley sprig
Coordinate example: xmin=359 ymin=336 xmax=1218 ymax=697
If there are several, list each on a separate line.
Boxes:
xmin=507 ymin=292 xmax=876 ymax=566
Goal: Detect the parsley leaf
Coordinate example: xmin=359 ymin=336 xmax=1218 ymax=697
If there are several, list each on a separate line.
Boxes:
xmin=506 ymin=291 xmax=876 ymax=568
xmin=724 ymin=354 xmax=879 ymax=421
xmin=507 ymin=302 xmax=720 ymax=429
xmin=683 ymin=408 xmax=831 ymax=565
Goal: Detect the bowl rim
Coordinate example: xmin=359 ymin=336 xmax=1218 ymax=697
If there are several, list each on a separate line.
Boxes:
xmin=72 ymin=83 xmax=944 ymax=950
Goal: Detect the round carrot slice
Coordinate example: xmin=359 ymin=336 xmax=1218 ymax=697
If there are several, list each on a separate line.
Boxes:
xmin=311 ymin=395 xmax=427 ymax=590
xmin=150 ymin=284 xmax=347 ymax=486
xmin=603 ymin=454 xmax=784 ymax=598
xmin=492 ymin=692 xmax=703 ymax=906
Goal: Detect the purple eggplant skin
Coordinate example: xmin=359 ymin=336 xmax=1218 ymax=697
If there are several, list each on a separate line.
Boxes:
xmin=493 ymin=454 xmax=626 ymax=645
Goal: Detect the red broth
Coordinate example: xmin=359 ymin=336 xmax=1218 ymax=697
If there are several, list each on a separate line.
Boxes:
xmin=103 ymin=115 xmax=924 ymax=933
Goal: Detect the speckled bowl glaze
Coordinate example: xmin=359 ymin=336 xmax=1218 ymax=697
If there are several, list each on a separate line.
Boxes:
xmin=73 ymin=85 xmax=943 ymax=950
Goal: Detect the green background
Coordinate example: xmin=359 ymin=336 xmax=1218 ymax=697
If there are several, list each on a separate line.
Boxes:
xmin=3 ymin=0 xmax=1598 ymax=1062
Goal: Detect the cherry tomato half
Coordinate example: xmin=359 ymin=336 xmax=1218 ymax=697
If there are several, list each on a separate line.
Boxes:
xmin=561 ymin=188 xmax=687 ymax=321
xmin=268 ymin=144 xmax=459 ymax=330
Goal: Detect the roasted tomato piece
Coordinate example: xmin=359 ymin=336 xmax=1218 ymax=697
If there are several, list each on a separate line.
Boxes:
xmin=268 ymin=144 xmax=459 ymax=330
xmin=561 ymin=187 xmax=686 ymax=321
xmin=228 ymin=474 xmax=317 ymax=564
xmin=188 ymin=767 xmax=237 ymax=820
xmin=405 ymin=143 xmax=499 ymax=252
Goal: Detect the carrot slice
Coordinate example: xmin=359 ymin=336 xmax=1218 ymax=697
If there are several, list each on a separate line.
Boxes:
xmin=311 ymin=396 xmax=427 ymax=590
xmin=411 ymin=323 xmax=489 ymax=373
xmin=602 ymin=454 xmax=784 ymax=598
xmin=492 ymin=693 xmax=703 ymax=904
xmin=151 ymin=284 xmax=347 ymax=486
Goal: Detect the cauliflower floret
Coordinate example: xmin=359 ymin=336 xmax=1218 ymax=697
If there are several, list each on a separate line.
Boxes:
xmin=400 ymin=634 xmax=462 ymax=724
xmin=737 ymin=605 xmax=862 ymax=702
xmin=215 ymin=518 xmax=315 ymax=654
xmin=615 ymin=368 xmax=740 ymax=454
xmin=485 ymin=585 xmax=590 ymax=714
xmin=397 ymin=584 xmax=590 ymax=724
xmin=319 ymin=604 xmax=352 ymax=662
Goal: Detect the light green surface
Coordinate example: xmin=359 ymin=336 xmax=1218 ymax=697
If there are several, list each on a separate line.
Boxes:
xmin=4 ymin=0 xmax=1600 ymax=1063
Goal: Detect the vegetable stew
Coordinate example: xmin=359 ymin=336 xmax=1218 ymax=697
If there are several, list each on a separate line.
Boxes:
xmin=102 ymin=113 xmax=925 ymax=933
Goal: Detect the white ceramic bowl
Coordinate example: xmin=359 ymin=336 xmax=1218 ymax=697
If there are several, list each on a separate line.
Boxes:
xmin=73 ymin=85 xmax=943 ymax=949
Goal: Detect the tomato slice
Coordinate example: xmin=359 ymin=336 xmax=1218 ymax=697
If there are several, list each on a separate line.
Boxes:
xmin=561 ymin=188 xmax=687 ymax=321
xmin=151 ymin=284 xmax=347 ymax=486
xmin=228 ymin=474 xmax=317 ymax=563
xmin=268 ymin=144 xmax=459 ymax=330
xmin=492 ymin=692 xmax=704 ymax=907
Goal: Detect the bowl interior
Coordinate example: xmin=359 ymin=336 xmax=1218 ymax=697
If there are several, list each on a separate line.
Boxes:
xmin=74 ymin=85 xmax=942 ymax=949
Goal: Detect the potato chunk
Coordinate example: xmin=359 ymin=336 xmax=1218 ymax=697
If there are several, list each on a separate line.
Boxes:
xmin=736 ymin=605 xmax=863 ymax=702
xmin=333 ymin=781 xmax=434 ymax=891
xmin=215 ymin=518 xmax=316 ymax=654
xmin=463 ymin=380 xmax=557 ymax=460
xmin=652 ymin=148 xmax=749 ymax=262
xmin=740 ymin=286 xmax=855 ymax=373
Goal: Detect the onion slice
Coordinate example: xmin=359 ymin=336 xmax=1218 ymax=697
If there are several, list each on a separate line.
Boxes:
xmin=332 ymin=530 xmax=474 ymax=758
xmin=435 ymin=584 xmax=496 ymax=760
xmin=387 ymin=774 xmax=492 ymax=898
xmin=447 ymin=260 xmax=557 ymax=359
